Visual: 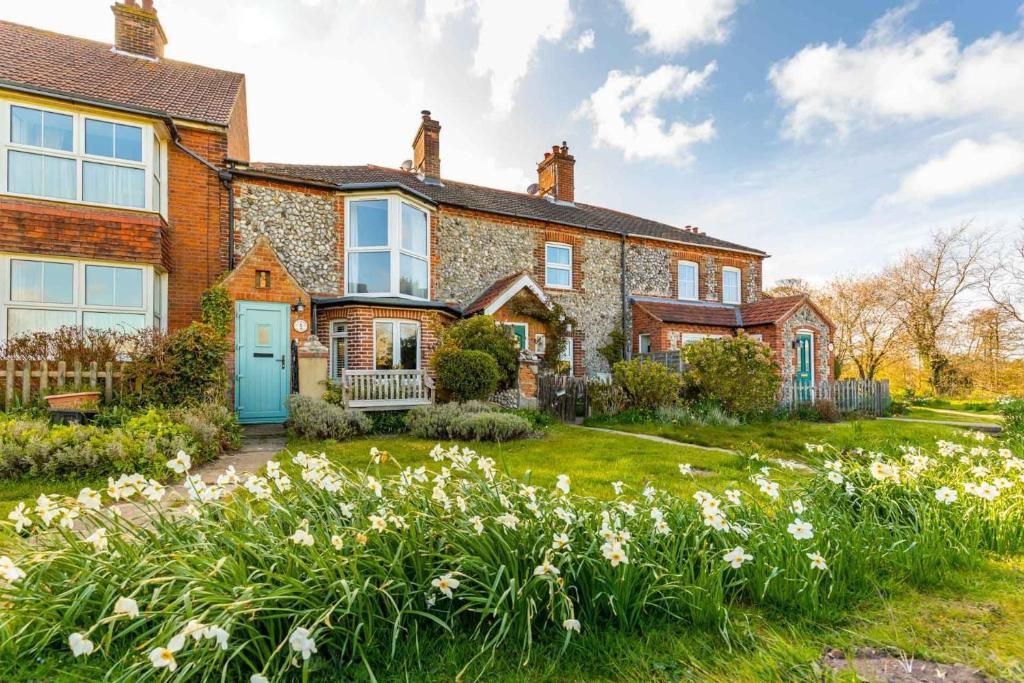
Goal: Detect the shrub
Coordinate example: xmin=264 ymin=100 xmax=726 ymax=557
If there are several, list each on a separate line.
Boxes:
xmin=0 ymin=325 xmax=131 ymax=366
xmin=611 ymin=359 xmax=682 ymax=411
xmin=597 ymin=326 xmax=626 ymax=370
xmin=812 ymin=399 xmax=841 ymax=423
xmin=588 ymin=380 xmax=627 ymax=417
xmin=1000 ymin=398 xmax=1024 ymax=439
xmin=366 ymin=410 xmax=409 ymax=435
xmin=0 ymin=403 xmax=236 ymax=480
xmin=437 ymin=316 xmax=519 ymax=389
xmin=434 ymin=349 xmax=501 ymax=402
xmin=508 ymin=407 xmax=555 ymax=431
xmin=123 ymin=323 xmax=229 ymax=407
xmin=286 ymin=395 xmax=371 ymax=441
xmin=200 ymin=285 xmax=232 ymax=336
xmin=682 ymin=337 xmax=780 ymax=418
xmin=406 ymin=402 xmax=532 ymax=441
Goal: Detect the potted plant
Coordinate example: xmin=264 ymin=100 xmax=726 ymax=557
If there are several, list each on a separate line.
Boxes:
xmin=45 ymin=390 xmax=101 ymax=424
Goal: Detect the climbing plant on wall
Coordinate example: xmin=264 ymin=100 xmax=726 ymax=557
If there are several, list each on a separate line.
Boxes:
xmin=506 ymin=292 xmax=576 ymax=373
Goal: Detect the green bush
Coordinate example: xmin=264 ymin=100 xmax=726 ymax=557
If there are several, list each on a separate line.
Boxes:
xmin=366 ymin=410 xmax=409 ymax=435
xmin=0 ymin=403 xmax=236 ymax=480
xmin=406 ymin=402 xmax=532 ymax=441
xmin=812 ymin=399 xmax=841 ymax=423
xmin=611 ymin=359 xmax=683 ymax=411
xmin=588 ymin=380 xmax=627 ymax=417
xmin=437 ymin=315 xmax=519 ymax=389
xmin=286 ymin=395 xmax=371 ymax=441
xmin=1000 ymin=398 xmax=1024 ymax=439
xmin=124 ymin=323 xmax=229 ymax=407
xmin=434 ymin=349 xmax=501 ymax=402
xmin=682 ymin=336 xmax=780 ymax=418
xmin=508 ymin=407 xmax=555 ymax=431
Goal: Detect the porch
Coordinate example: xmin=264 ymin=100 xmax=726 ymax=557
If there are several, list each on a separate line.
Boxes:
xmin=336 ymin=369 xmax=435 ymax=410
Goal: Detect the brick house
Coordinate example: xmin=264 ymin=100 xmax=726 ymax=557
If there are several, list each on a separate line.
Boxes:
xmin=0 ymin=2 xmax=833 ymax=422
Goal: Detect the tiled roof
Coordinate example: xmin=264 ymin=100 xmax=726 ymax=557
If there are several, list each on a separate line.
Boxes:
xmin=0 ymin=21 xmax=244 ymax=126
xmin=464 ymin=271 xmax=530 ymax=315
xmin=243 ymin=163 xmax=767 ymax=255
xmin=632 ymin=294 xmax=809 ymax=327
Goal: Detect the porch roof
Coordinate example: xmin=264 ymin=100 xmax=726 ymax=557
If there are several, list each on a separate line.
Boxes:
xmin=311 ymin=295 xmax=462 ymax=317
xmin=631 ymin=294 xmax=810 ymax=328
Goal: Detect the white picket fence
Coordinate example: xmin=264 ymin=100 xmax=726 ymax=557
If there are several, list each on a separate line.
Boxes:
xmin=780 ymin=379 xmax=890 ymax=415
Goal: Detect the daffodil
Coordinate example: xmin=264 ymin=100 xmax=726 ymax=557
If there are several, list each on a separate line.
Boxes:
xmin=368 ymin=514 xmax=387 ymax=532
xmin=723 ymin=546 xmax=753 ymax=568
xmin=807 ymin=551 xmax=828 ymax=570
xmin=202 ymin=625 xmax=229 ymax=650
xmin=166 ymin=450 xmax=191 ymax=474
xmin=601 ymin=541 xmax=628 ymax=567
xmin=787 ymin=518 xmax=814 ymax=540
xmin=555 ymin=474 xmax=571 ymax=494
xmin=331 ymin=535 xmax=345 ymax=551
xmin=289 ymin=627 xmax=317 ymax=660
xmin=68 ymin=632 xmax=94 ymax=657
xmin=469 ymin=515 xmax=484 ymax=534
xmin=431 ymin=572 xmax=461 ymax=597
xmin=534 ymin=560 xmax=560 ymax=576
xmin=724 ymin=489 xmax=742 ymax=505
xmin=611 ymin=481 xmax=624 ymax=494
xmin=7 ymin=502 xmax=32 ymax=533
xmin=77 ymin=487 xmax=102 ymax=511
xmin=113 ymin=596 xmax=140 ymax=619
xmin=562 ymin=618 xmax=581 ymax=633
xmin=85 ymin=528 xmax=108 ymax=552
xmin=935 ymin=486 xmax=957 ymax=504
xmin=678 ymin=463 xmax=693 ymax=476
xmin=551 ymin=532 xmax=571 ymax=550
xmin=149 ymin=634 xmax=185 ymax=671
xmin=0 ymin=556 xmax=26 ymax=583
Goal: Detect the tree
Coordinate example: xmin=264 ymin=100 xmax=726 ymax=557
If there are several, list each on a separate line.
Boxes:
xmin=889 ymin=224 xmax=989 ymax=394
xmin=817 ymin=275 xmax=903 ymax=381
xmin=983 ymin=223 xmax=1024 ymax=326
xmin=766 ymin=278 xmax=813 ymax=298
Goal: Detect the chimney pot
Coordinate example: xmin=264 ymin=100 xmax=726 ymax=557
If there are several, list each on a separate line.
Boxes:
xmin=113 ymin=0 xmax=166 ymax=59
xmin=412 ymin=110 xmax=441 ymax=180
xmin=141 ymin=0 xmax=154 ymax=11
xmin=536 ymin=141 xmax=576 ymax=203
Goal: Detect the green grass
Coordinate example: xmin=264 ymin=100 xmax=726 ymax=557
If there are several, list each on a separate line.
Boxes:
xmin=909 ymin=397 xmax=1003 ymax=413
xmin=581 ymin=415 xmax=968 ymax=458
xmin=902 ymin=406 xmax=1003 ymax=424
xmin=0 ymin=473 xmax=107 ymax=541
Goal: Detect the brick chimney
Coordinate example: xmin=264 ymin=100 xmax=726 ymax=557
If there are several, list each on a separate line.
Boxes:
xmin=537 ymin=142 xmax=575 ymax=203
xmin=412 ymin=110 xmax=441 ymax=182
xmin=112 ymin=0 xmax=167 ymax=60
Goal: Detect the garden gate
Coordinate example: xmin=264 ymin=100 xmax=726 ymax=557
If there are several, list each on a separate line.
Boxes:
xmin=537 ymin=374 xmax=590 ymax=422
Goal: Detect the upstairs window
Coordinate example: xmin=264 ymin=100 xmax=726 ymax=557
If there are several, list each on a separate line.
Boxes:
xmin=722 ymin=266 xmax=741 ymax=304
xmin=677 ymin=260 xmax=698 ymax=300
xmin=3 ymin=100 xmax=165 ymax=213
xmin=545 ymin=243 xmax=572 ymax=289
xmin=346 ymin=196 xmax=430 ymax=299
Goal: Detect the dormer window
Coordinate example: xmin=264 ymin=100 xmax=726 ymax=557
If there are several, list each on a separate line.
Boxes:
xmin=2 ymin=99 xmax=166 ymax=214
xmin=722 ymin=266 xmax=741 ymax=304
xmin=677 ymin=260 xmax=698 ymax=300
xmin=345 ymin=196 xmax=430 ymax=299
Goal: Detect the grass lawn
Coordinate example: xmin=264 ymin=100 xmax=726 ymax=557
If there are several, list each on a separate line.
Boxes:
xmin=580 ymin=415 xmax=971 ymax=458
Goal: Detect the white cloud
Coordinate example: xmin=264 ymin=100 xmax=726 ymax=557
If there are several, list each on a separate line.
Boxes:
xmin=572 ymin=29 xmax=596 ymax=53
xmin=621 ymin=0 xmax=738 ymax=54
xmin=885 ymin=135 xmax=1024 ymax=204
xmin=575 ymin=63 xmax=717 ymax=163
xmin=424 ymin=0 xmax=573 ymax=116
xmin=770 ymin=3 xmax=1024 ymax=139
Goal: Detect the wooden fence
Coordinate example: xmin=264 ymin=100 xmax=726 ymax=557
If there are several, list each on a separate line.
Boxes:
xmin=634 ymin=351 xmax=689 ymax=374
xmin=780 ymin=379 xmax=890 ymax=415
xmin=0 ymin=359 xmax=134 ymax=410
xmin=537 ymin=374 xmax=592 ymax=422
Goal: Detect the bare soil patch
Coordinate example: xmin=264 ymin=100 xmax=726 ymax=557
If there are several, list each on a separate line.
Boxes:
xmin=821 ymin=647 xmax=990 ymax=682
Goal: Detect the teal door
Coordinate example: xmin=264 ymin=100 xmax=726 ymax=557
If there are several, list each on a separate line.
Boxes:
xmin=795 ymin=332 xmax=814 ymax=404
xmin=235 ymin=301 xmax=290 ymax=424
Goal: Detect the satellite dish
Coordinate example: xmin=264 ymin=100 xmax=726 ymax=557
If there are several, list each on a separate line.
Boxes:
xmin=400 ymin=159 xmax=414 ymax=171
xmin=526 ymin=183 xmax=541 ymax=195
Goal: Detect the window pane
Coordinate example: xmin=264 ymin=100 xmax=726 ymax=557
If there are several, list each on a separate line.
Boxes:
xmin=679 ymin=263 xmax=697 ymax=299
xmin=7 ymin=308 xmax=76 ymax=338
xmin=10 ymin=260 xmax=41 ymax=302
xmin=546 ymin=266 xmax=570 ymax=287
xmin=374 ymin=322 xmax=394 ymax=370
xmin=723 ymin=270 xmax=740 ymax=303
xmin=85 ymin=119 xmax=114 ymax=157
xmin=399 ymin=254 xmax=428 ymax=299
xmin=399 ymin=322 xmax=418 ymax=369
xmin=332 ymin=337 xmax=347 ymax=378
xmin=10 ymin=260 xmax=74 ymax=304
xmin=115 ymin=124 xmax=142 ymax=162
xmin=546 ymin=245 xmax=571 ymax=265
xmin=82 ymin=312 xmax=145 ymax=333
xmin=351 ymin=200 xmax=389 ymax=247
xmin=82 ymin=162 xmax=145 ymax=208
xmin=115 ymin=267 xmax=143 ymax=307
xmin=401 ymin=203 xmax=427 ymax=254
xmin=43 ymin=112 xmax=74 ymax=152
xmin=152 ymin=274 xmax=163 ymax=319
xmin=10 ymin=106 xmax=41 ymax=147
xmin=85 ymin=265 xmax=115 ymax=306
xmin=8 ymin=151 xmax=76 ymax=200
xmin=347 ymin=251 xmax=391 ymax=294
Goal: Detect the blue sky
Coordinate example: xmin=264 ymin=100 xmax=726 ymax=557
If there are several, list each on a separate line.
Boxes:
xmin=7 ymin=1 xmax=1024 ymax=284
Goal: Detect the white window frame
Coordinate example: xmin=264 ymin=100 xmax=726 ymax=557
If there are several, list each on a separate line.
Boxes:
xmin=329 ymin=320 xmax=348 ymax=379
xmin=677 ymin=260 xmax=699 ymax=301
xmin=544 ymin=242 xmax=572 ymax=289
xmin=0 ymin=253 xmax=161 ymax=339
xmin=722 ymin=266 xmax=741 ymax=304
xmin=373 ymin=319 xmax=421 ymax=370
xmin=0 ymin=97 xmax=167 ymax=216
xmin=344 ymin=194 xmax=431 ymax=300
xmin=637 ymin=333 xmax=652 ymax=354
xmin=501 ymin=321 xmax=528 ymax=351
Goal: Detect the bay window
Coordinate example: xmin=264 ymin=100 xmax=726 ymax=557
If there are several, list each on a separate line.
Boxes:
xmin=722 ymin=266 xmax=741 ymax=304
xmin=678 ymin=260 xmax=698 ymax=300
xmin=374 ymin=320 xmax=420 ymax=370
xmin=346 ymin=196 xmax=430 ymax=299
xmin=1 ymin=99 xmax=166 ymax=213
xmin=1 ymin=256 xmax=164 ymax=339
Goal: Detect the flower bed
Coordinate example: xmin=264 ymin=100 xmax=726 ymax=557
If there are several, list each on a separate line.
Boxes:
xmin=0 ymin=432 xmax=1021 ymax=680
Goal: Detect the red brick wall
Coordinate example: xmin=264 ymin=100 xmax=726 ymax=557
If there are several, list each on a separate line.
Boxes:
xmin=166 ymin=125 xmax=230 ymax=331
xmin=0 ymin=197 xmax=170 ymax=269
xmin=226 ymin=81 xmax=251 ymax=163
xmin=316 ymin=305 xmax=451 ymax=373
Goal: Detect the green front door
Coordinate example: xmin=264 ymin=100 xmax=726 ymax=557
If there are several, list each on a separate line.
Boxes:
xmin=795 ymin=332 xmax=814 ymax=404
xmin=235 ymin=301 xmax=290 ymax=424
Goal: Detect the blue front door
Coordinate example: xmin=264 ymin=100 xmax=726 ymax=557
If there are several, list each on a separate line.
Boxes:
xmin=236 ymin=301 xmax=290 ymax=424
xmin=795 ymin=332 xmax=814 ymax=404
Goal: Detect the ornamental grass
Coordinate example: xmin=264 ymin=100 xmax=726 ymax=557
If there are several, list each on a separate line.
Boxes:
xmin=0 ymin=432 xmax=1021 ymax=681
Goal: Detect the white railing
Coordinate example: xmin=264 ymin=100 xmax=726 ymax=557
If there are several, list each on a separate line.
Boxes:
xmin=340 ymin=369 xmax=434 ymax=409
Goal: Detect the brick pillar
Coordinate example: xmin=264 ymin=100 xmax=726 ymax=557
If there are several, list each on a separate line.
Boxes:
xmin=297 ymin=335 xmax=328 ymax=399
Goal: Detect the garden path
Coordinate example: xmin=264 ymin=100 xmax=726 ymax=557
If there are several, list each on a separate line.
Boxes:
xmin=881 ymin=417 xmax=1002 ymax=434
xmin=578 ymin=426 xmax=813 ymax=472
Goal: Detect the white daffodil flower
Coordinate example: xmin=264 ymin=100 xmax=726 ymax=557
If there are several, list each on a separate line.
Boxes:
xmin=723 ymin=546 xmax=753 ymax=569
xmin=807 ymin=552 xmax=828 ymax=570
xmin=77 ymin=487 xmax=102 ymax=511
xmin=368 ymin=514 xmax=387 ymax=532
xmin=68 ymin=632 xmax=94 ymax=657
xmin=562 ymin=618 xmax=581 ymax=633
xmin=85 ymin=528 xmax=108 ymax=552
xmin=555 ymin=474 xmax=571 ymax=494
xmin=787 ymin=518 xmax=814 ymax=540
xmin=678 ymin=463 xmax=693 ymax=476
xmin=149 ymin=634 xmax=185 ymax=671
xmin=0 ymin=556 xmax=26 ymax=583
xmin=431 ymin=572 xmax=460 ymax=598
xmin=203 ymin=625 xmax=229 ymax=650
xmin=533 ymin=561 xmax=560 ymax=576
xmin=611 ymin=481 xmax=624 ymax=495
xmin=166 ymin=450 xmax=191 ymax=474
xmin=8 ymin=502 xmax=32 ymax=533
xmin=113 ymin=596 xmax=140 ymax=619
xmin=935 ymin=486 xmax=958 ymax=504
xmin=289 ymin=627 xmax=317 ymax=660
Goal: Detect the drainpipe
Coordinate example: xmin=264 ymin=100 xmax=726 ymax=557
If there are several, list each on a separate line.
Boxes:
xmin=620 ymin=230 xmax=630 ymax=360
